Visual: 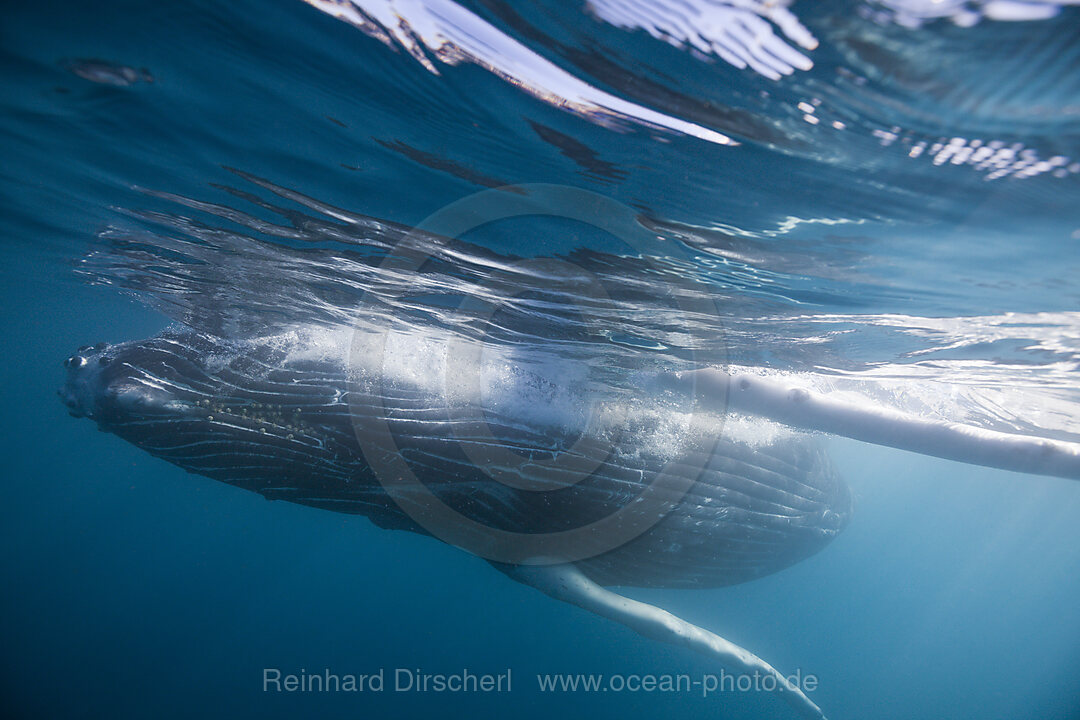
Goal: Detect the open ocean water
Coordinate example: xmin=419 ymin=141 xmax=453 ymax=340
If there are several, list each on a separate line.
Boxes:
xmin=2 ymin=1 xmax=1080 ymax=718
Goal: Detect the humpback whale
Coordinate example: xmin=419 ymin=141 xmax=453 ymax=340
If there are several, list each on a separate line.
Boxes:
xmin=59 ymin=177 xmax=1080 ymax=720
xmin=60 ymin=328 xmax=1080 ymax=720
xmin=59 ymin=330 xmax=852 ymax=587
xmin=61 ymin=328 xmax=848 ymax=719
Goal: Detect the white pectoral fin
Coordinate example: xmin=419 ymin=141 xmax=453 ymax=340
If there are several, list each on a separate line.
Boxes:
xmin=662 ymin=369 xmax=1080 ymax=482
xmin=504 ymin=562 xmax=827 ymax=720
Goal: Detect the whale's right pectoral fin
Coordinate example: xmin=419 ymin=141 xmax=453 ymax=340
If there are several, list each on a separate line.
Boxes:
xmin=501 ymin=561 xmax=827 ymax=720
xmin=661 ymin=368 xmax=1080 ymax=482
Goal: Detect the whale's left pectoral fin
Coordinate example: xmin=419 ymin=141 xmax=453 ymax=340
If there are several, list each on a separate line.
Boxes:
xmin=501 ymin=562 xmax=827 ymax=720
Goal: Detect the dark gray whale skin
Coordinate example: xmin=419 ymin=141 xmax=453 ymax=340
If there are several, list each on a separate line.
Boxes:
xmin=60 ymin=330 xmax=851 ymax=589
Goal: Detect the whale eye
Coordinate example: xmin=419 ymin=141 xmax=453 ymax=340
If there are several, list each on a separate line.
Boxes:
xmin=65 ymin=355 xmax=88 ymax=369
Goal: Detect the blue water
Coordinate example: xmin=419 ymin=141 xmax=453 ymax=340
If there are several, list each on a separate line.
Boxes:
xmin=3 ymin=1 xmax=1080 ymax=718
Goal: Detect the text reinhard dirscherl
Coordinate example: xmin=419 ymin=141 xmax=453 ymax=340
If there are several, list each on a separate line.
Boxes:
xmin=263 ymin=668 xmax=512 ymax=694
xmin=262 ymin=668 xmax=819 ymax=698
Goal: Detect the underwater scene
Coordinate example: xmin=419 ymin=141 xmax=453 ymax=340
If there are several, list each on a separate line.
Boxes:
xmin=3 ymin=1 xmax=1079 ymax=718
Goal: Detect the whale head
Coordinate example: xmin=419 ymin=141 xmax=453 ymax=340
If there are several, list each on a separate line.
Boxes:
xmin=58 ymin=341 xmax=196 ymax=426
xmin=57 ymin=333 xmax=362 ymax=500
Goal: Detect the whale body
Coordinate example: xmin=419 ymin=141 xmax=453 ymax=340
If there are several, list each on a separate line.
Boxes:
xmin=60 ymin=329 xmax=851 ymax=589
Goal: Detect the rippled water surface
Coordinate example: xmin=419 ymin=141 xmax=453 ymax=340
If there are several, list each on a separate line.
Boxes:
xmin=2 ymin=1 xmax=1079 ymax=719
